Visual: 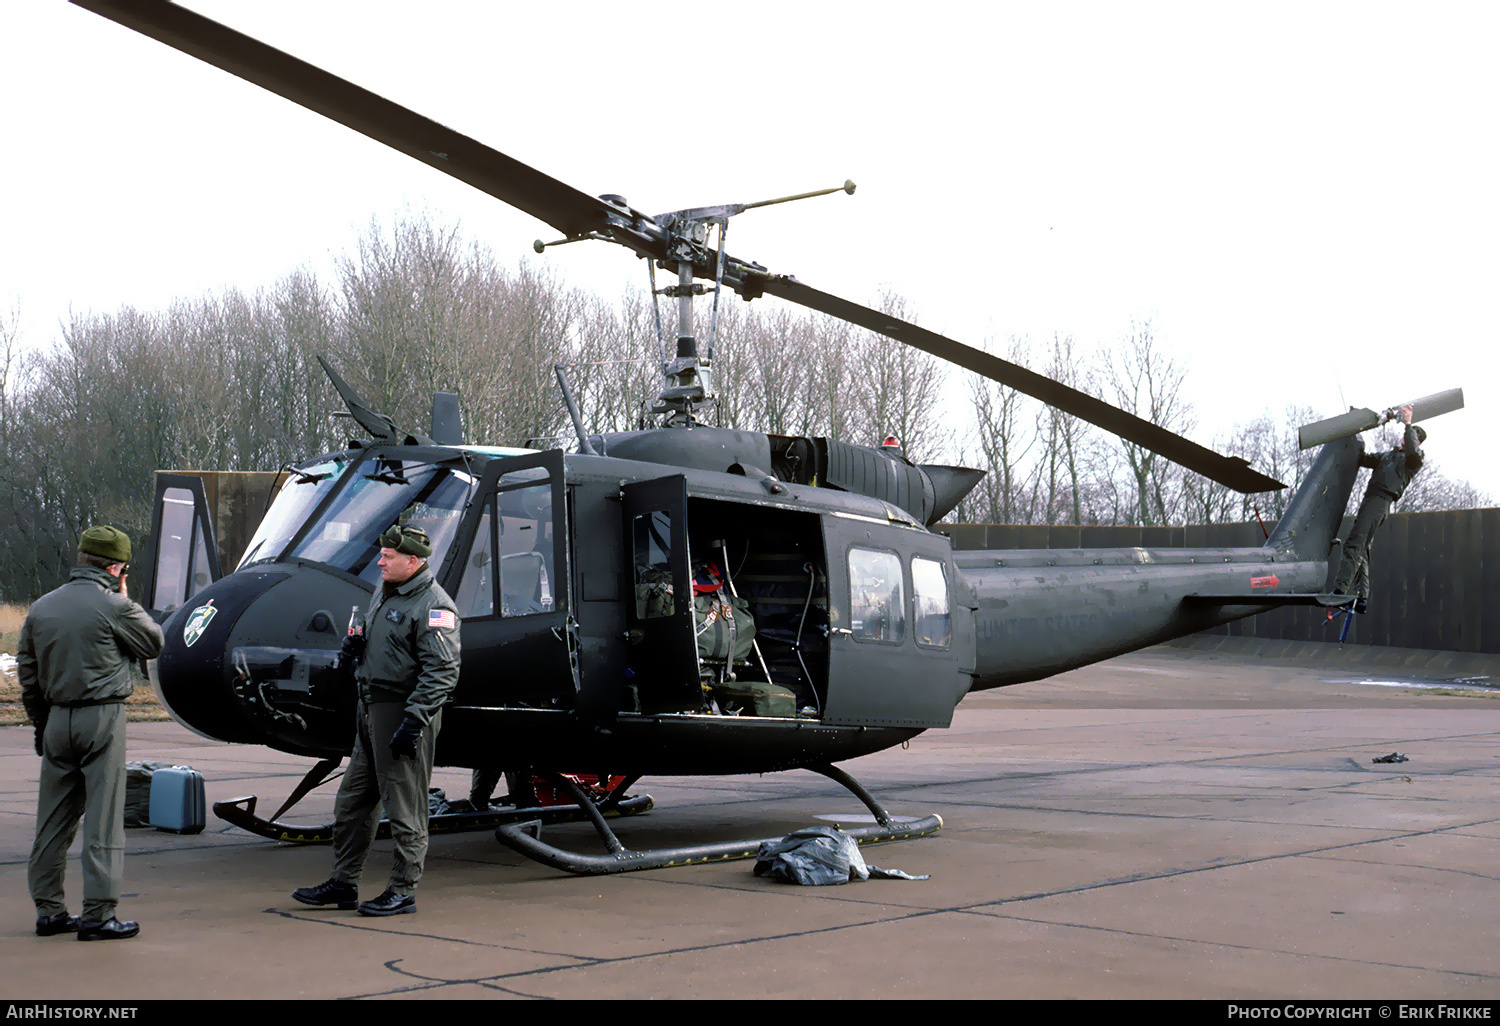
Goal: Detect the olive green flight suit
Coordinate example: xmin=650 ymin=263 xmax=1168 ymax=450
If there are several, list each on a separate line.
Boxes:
xmin=1334 ymin=424 xmax=1425 ymax=600
xmin=18 ymin=566 xmax=165 ymax=921
xmin=330 ymin=564 xmax=460 ymax=896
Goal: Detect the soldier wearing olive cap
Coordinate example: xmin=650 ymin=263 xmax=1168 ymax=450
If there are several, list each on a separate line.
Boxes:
xmin=292 ymin=524 xmax=460 ymax=917
xmin=19 ymin=526 xmax=163 ymax=941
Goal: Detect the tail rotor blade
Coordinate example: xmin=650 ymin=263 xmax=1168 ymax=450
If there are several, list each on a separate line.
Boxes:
xmin=1405 ymin=387 xmax=1465 ymax=424
xmin=1299 ymin=388 xmax=1464 ymax=450
xmin=1298 ymin=408 xmax=1381 ymax=451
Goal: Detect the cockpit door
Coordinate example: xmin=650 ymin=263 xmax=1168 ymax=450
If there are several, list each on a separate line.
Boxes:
xmin=621 ymin=475 xmax=702 ymax=713
xmin=146 ymin=473 xmax=222 ymax=618
xmin=439 ymin=449 xmax=577 ymax=709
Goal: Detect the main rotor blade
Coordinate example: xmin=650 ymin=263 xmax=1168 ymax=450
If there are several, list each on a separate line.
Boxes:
xmin=755 ymin=278 xmax=1286 ymax=494
xmin=70 ymin=0 xmax=616 ymax=240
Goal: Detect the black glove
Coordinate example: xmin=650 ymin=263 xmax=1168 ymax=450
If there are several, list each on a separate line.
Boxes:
xmin=33 ymin=724 xmax=44 ymax=757
xmin=338 ymin=632 xmax=366 ymax=674
xmin=390 ymin=714 xmax=423 ymax=760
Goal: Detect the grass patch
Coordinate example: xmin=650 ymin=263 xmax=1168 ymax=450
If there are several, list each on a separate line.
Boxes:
xmin=0 ymin=602 xmax=24 ymax=658
xmin=1420 ymin=686 xmax=1500 ymax=699
xmin=0 ymin=673 xmax=170 ymax=725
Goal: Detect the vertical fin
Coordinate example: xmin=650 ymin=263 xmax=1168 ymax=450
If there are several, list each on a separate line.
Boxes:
xmin=1265 ymin=437 xmax=1363 ymax=561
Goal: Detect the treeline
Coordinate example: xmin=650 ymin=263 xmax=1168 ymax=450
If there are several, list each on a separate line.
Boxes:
xmin=0 ymin=212 xmax=1486 ymax=602
xmin=953 ymin=324 xmax=1486 ymax=529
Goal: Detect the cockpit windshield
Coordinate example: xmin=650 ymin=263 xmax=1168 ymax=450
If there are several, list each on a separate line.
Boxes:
xmin=240 ymin=455 xmax=473 ymax=583
xmin=293 ymin=459 xmax=473 ymax=582
xmin=238 ymin=458 xmax=348 ymax=570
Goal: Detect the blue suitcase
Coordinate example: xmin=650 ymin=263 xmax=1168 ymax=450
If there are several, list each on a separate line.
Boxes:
xmin=148 ymin=766 xmax=206 ymax=834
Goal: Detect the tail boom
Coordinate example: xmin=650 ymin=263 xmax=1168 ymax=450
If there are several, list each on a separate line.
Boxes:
xmin=954 ymin=437 xmax=1365 ymax=691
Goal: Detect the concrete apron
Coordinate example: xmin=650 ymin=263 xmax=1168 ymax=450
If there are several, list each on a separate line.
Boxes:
xmin=0 ymin=642 xmax=1494 ymax=1000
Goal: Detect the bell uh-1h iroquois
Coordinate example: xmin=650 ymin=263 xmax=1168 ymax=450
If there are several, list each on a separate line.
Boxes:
xmin=78 ymin=1 xmax=1465 ymax=875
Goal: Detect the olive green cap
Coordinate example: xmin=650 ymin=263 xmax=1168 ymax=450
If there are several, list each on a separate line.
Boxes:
xmin=379 ymin=524 xmax=432 ymax=558
xmin=79 ymin=525 xmax=132 ymax=563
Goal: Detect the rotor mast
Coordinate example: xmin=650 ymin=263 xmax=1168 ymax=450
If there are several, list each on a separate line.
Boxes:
xmin=653 ymin=222 xmax=714 ymax=427
xmin=595 ymin=181 xmax=857 ymax=427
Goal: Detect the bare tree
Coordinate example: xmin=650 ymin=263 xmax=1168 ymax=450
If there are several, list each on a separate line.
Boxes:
xmin=966 ymin=335 xmax=1038 ymax=523
xmin=1097 ymin=319 xmax=1194 ymax=526
xmin=1033 ymin=333 xmax=1096 ymax=525
xmin=1398 ymin=460 xmax=1491 ymax=511
xmin=847 ymin=292 xmax=949 ymax=462
xmin=571 ymin=288 xmax=661 ymax=435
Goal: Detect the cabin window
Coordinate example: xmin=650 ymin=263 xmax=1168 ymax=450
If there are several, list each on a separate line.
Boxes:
xmin=848 ymin=546 xmax=905 ymax=644
xmin=454 ymin=472 xmax=556 ymax=619
xmin=911 ymin=556 xmax=951 ymax=648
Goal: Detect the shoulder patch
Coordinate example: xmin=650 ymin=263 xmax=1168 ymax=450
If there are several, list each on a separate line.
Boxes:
xmin=428 ymin=609 xmax=457 ymax=631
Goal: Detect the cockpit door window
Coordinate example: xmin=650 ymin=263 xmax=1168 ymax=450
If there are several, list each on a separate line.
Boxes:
xmin=453 ymin=475 xmax=557 ymax=619
xmin=445 ymin=451 xmax=564 ymax=621
xmin=146 ymin=474 xmax=222 ymax=614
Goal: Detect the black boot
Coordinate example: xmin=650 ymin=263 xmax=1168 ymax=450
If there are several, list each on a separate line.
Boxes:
xmin=35 ymin=913 xmax=79 ymax=937
xmin=292 ymin=878 xmax=358 ymax=909
xmin=356 ymin=888 xmax=416 ymax=916
xmin=77 ymin=918 xmax=139 ymax=941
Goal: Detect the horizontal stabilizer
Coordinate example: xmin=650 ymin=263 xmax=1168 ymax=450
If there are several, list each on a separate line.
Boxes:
xmin=1183 ymin=592 xmax=1355 ymax=608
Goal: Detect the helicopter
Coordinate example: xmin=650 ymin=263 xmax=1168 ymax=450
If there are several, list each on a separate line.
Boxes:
xmin=73 ymin=0 xmax=1462 ymax=875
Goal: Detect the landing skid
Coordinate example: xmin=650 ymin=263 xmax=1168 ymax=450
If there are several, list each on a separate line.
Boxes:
xmin=494 ymin=763 xmax=942 ymax=876
xmin=211 ymin=758 xmax=654 ymax=844
xmin=212 ymin=792 xmax=656 ymax=844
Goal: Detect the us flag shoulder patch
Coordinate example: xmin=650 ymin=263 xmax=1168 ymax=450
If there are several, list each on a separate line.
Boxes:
xmin=428 ymin=609 xmax=457 ymax=631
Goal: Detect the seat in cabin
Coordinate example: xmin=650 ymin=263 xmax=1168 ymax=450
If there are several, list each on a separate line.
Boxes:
xmin=500 ymin=551 xmax=546 ymax=616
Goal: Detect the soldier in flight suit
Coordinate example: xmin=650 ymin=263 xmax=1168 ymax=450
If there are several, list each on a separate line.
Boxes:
xmin=20 ymin=526 xmax=164 ymax=941
xmin=292 ymin=524 xmax=460 ymax=916
xmin=1333 ymin=406 xmax=1426 ymax=613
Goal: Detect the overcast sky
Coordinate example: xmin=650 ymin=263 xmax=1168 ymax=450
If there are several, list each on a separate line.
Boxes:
xmin=3 ymin=2 xmax=1496 ymax=498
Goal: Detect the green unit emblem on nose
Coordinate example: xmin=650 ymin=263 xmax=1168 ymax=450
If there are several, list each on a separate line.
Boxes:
xmin=183 ymin=600 xmax=217 ymax=648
